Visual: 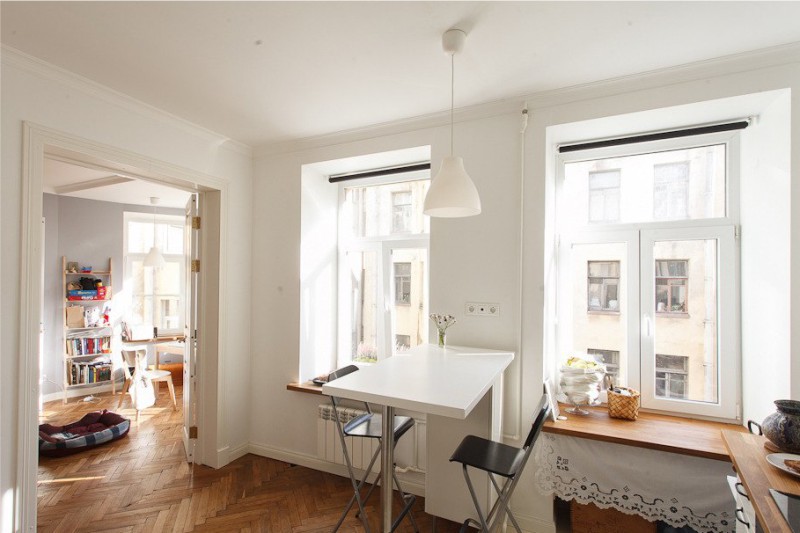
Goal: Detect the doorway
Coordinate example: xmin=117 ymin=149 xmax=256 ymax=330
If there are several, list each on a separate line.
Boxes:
xmin=18 ymin=123 xmax=226 ymax=528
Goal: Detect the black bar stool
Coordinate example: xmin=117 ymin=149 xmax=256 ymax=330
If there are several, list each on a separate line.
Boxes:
xmin=327 ymin=365 xmax=419 ymax=533
xmin=449 ymin=394 xmax=551 ymax=532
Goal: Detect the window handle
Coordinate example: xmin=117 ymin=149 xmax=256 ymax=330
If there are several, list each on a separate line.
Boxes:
xmin=643 ymin=314 xmax=653 ymax=337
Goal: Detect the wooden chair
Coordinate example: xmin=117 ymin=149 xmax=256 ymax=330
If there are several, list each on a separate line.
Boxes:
xmin=118 ymin=349 xmax=177 ymax=420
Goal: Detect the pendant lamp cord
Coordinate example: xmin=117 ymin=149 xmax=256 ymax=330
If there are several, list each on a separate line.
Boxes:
xmin=450 ymin=53 xmax=454 ymax=157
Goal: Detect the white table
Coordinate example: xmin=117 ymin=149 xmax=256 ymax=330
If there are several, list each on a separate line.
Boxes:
xmin=322 ymin=344 xmax=514 ymax=532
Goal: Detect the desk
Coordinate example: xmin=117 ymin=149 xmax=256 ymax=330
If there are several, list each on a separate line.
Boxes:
xmin=121 ymin=335 xmax=184 ymax=369
xmin=322 ymin=344 xmax=513 ymax=532
xmin=722 ymin=430 xmax=800 ymax=533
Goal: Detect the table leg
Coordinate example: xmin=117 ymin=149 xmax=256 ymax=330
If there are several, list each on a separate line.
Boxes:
xmin=381 ymin=405 xmax=395 ymax=533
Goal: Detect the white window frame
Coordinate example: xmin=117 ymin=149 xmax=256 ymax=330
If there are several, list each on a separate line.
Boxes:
xmin=123 ymin=212 xmax=186 ymax=336
xmin=336 ymin=172 xmax=430 ymax=367
xmin=555 ymin=131 xmax=741 ymax=420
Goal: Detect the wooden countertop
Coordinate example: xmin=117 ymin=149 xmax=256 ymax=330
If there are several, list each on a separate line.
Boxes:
xmin=722 ymin=430 xmax=800 ymax=533
xmin=287 ymin=381 xmax=323 ymax=395
xmin=543 ymin=404 xmax=747 ymax=461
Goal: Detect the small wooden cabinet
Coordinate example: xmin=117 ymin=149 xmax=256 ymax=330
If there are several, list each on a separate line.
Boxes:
xmin=62 ymin=257 xmax=118 ymax=402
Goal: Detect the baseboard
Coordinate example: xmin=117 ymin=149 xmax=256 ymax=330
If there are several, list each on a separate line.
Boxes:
xmin=228 ymin=442 xmax=249 ymax=463
xmin=40 ymin=379 xmax=123 ymax=404
xmin=246 ymin=441 xmax=426 ymax=497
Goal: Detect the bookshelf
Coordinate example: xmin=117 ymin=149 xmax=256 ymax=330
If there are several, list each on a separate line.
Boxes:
xmin=62 ymin=256 xmax=118 ymax=403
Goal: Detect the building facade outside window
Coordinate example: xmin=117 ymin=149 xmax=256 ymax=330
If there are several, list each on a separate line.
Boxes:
xmin=338 ymin=176 xmax=429 ymax=365
xmin=392 ymin=191 xmax=413 ymax=233
xmin=123 ymin=213 xmax=185 ymax=335
xmin=556 ymin=132 xmax=739 ymax=419
xmin=653 ymin=162 xmax=690 ymax=220
xmin=588 ymin=170 xmax=621 ymax=223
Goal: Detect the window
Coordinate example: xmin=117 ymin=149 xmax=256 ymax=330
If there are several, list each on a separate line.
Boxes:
xmin=656 ymin=354 xmax=689 ymax=399
xmin=394 ymin=262 xmax=411 ymax=304
xmin=392 ymin=191 xmax=412 ymax=233
xmin=587 ymin=261 xmax=620 ymax=312
xmin=338 ymin=177 xmax=429 ymax=364
xmin=654 ymin=162 xmax=689 ymax=220
xmin=588 ymin=170 xmax=620 ymax=223
xmin=123 ymin=213 xmax=185 ymax=334
xmin=588 ymin=348 xmax=620 ymax=387
xmin=556 ymin=133 xmax=739 ymax=419
xmin=395 ymin=334 xmax=411 ymax=351
xmin=656 ymin=260 xmax=688 ymax=314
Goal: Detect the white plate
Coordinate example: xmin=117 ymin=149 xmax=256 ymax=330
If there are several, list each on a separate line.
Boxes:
xmin=766 ymin=453 xmax=800 ymax=477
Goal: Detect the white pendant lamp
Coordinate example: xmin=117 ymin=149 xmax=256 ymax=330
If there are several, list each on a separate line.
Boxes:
xmin=143 ymin=197 xmax=166 ymax=268
xmin=423 ymin=28 xmax=481 ymax=218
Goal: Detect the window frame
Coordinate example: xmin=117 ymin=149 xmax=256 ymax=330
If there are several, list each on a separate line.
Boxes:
xmin=335 ymin=172 xmax=430 ymax=367
xmin=123 ymin=212 xmax=186 ymax=336
xmin=555 ymin=130 xmax=741 ymax=421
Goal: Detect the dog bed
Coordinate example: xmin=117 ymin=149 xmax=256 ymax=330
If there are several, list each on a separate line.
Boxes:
xmin=39 ymin=409 xmax=130 ymax=457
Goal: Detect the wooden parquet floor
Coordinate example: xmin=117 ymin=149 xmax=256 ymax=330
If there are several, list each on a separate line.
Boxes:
xmin=37 ymin=385 xmax=461 ymax=533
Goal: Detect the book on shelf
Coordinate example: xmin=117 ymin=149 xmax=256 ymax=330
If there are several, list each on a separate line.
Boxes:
xmin=65 ymin=335 xmax=111 ymax=356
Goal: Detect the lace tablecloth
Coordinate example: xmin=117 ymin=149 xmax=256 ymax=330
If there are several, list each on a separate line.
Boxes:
xmin=534 ymin=432 xmax=736 ymax=533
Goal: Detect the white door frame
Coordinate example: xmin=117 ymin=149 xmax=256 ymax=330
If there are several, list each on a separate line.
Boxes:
xmin=16 ymin=122 xmax=229 ymax=530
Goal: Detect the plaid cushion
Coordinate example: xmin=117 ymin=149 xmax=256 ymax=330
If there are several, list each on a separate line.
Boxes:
xmin=39 ymin=411 xmax=130 ymax=457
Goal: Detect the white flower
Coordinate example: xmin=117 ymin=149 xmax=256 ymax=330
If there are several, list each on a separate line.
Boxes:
xmin=430 ymin=313 xmax=457 ymax=332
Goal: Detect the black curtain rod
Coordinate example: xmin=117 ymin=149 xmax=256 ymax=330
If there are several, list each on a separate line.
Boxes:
xmin=558 ymin=120 xmax=749 ymax=154
xmin=328 ymin=162 xmax=431 ymax=183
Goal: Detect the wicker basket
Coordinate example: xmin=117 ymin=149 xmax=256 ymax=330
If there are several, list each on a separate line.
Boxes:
xmin=607 ymin=387 xmax=640 ymax=420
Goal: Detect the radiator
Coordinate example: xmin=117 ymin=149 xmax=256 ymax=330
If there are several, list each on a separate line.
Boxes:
xmin=317 ymin=404 xmax=424 ymax=472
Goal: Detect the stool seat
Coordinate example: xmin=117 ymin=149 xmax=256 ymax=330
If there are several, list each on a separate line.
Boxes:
xmin=118 ymin=350 xmax=178 ymax=420
xmin=144 ymin=369 xmax=172 ymax=380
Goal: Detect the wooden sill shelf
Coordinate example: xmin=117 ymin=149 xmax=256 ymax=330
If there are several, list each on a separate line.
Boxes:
xmin=287 ymin=382 xmax=324 ymax=395
xmin=543 ymin=403 xmax=747 ymax=461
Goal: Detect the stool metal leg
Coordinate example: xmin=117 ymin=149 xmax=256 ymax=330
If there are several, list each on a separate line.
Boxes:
xmin=461 ymin=465 xmax=491 ymax=532
xmin=461 ymin=466 xmax=523 ymax=533
xmin=332 ymin=420 xmax=374 ymax=533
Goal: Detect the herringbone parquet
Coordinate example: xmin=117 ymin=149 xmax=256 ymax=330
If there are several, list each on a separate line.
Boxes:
xmin=37 ymin=385 xmax=461 ymax=532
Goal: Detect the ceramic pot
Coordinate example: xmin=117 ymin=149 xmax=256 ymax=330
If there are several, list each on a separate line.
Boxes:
xmin=748 ymin=400 xmax=800 ymax=453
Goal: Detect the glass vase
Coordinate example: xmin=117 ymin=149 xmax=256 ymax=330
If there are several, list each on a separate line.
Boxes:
xmin=437 ymin=329 xmax=446 ymax=347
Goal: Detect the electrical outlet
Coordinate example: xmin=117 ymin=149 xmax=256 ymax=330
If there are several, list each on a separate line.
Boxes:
xmin=465 ymin=302 xmax=500 ymax=317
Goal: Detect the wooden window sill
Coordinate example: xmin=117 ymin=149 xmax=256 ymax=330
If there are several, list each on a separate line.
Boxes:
xmin=287 ymin=382 xmax=323 ymax=395
xmin=543 ymin=403 xmax=747 ymax=461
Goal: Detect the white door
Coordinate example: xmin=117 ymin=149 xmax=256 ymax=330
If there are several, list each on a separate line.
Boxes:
xmin=183 ymin=194 xmax=200 ymax=462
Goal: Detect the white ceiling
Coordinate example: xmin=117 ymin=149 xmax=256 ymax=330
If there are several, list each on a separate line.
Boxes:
xmin=3 ymin=2 xmax=800 ymax=147
xmin=44 ymin=158 xmax=192 ymax=208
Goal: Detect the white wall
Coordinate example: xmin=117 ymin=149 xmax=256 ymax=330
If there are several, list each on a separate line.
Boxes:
xmin=740 ymin=91 xmax=793 ymax=424
xmin=1 ymin=49 xmax=253 ymax=530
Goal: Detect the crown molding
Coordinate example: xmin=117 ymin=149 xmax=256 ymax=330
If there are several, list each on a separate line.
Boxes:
xmin=1 ymin=44 xmax=253 ymax=157
xmin=254 ymin=99 xmax=522 ymax=159
xmin=257 ymin=40 xmax=800 ymax=158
